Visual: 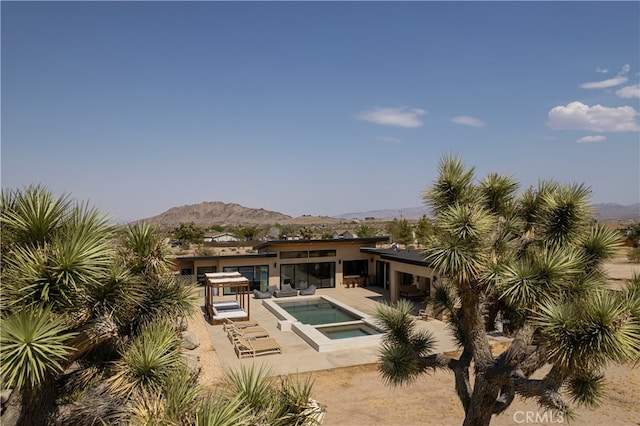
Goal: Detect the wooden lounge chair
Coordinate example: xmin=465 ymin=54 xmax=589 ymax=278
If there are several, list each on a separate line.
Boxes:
xmin=222 ymin=318 xmax=260 ymax=332
xmin=234 ymin=336 xmax=282 ymax=359
xmin=227 ymin=325 xmax=270 ymax=343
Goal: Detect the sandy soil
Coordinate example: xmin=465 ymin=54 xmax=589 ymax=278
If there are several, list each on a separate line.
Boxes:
xmin=302 ymin=359 xmax=640 ymax=426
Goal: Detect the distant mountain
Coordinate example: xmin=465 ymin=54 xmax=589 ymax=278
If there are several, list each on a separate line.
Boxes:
xmin=593 ymin=203 xmax=640 ymax=221
xmin=336 ymin=206 xmax=431 ymax=220
xmin=135 ymin=201 xmax=639 ymax=228
xmin=138 ymin=202 xmax=293 ymax=227
xmin=136 ymin=202 xmax=348 ymax=227
xmin=337 ymin=203 xmax=640 ymax=221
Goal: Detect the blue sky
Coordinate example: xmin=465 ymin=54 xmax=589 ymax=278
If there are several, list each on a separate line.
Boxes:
xmin=2 ymin=2 xmax=639 ymax=222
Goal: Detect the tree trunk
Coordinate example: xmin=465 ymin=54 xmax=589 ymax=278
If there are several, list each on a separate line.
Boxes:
xmin=16 ymin=377 xmax=58 ymax=426
xmin=463 ymin=374 xmax=500 ymax=426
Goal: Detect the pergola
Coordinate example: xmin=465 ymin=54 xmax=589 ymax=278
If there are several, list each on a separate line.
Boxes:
xmin=204 ymin=272 xmax=251 ymax=325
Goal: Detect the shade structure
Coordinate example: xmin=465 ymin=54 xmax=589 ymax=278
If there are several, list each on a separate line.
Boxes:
xmin=204 ymin=272 xmax=251 ymax=324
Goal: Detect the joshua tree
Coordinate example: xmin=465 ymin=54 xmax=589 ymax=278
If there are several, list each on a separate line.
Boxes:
xmin=0 ymin=186 xmax=196 ymax=425
xmin=374 ymin=156 xmax=640 ymax=426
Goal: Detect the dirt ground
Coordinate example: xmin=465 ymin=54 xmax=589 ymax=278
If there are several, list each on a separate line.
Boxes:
xmin=303 ymin=361 xmax=640 ymax=426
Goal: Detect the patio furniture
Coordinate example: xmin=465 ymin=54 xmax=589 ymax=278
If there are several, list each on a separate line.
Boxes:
xmin=399 ymin=285 xmax=428 ymax=299
xmin=274 ymin=283 xmax=298 ymax=298
xmin=299 ymin=285 xmax=317 ymax=296
xmin=234 ymin=336 xmax=282 ymax=359
xmin=343 ymin=275 xmax=360 ymax=288
xmin=227 ymin=324 xmax=270 ymax=343
xmin=209 ymin=300 xmax=248 ymax=324
xmin=222 ymin=318 xmax=259 ymax=332
xmin=253 ymin=288 xmax=272 ymax=299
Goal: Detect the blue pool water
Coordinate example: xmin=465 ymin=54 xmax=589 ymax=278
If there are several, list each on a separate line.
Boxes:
xmin=276 ymin=299 xmax=361 ymax=325
xmin=317 ymin=323 xmax=383 ymax=339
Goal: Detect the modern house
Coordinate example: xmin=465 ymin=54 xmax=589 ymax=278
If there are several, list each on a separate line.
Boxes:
xmin=174 ymin=237 xmax=439 ymax=302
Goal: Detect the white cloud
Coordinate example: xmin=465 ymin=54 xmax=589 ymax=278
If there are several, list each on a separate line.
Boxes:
xmin=577 ymin=135 xmax=606 ymax=143
xmin=596 ymin=67 xmax=609 ymax=74
xmin=581 ymin=75 xmax=628 ymax=89
xmin=375 ymin=136 xmax=403 ymax=144
xmin=547 ymin=101 xmax=640 ymax=132
xmin=616 ymin=83 xmax=640 ymax=99
xmin=581 ymin=64 xmax=630 ymax=89
xmin=357 ymin=106 xmax=426 ymax=128
xmin=451 ymin=115 xmax=486 ymax=127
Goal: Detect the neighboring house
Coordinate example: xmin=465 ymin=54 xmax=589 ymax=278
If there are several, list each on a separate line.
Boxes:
xmin=174 ymin=236 xmax=439 ymax=302
xmin=332 ymin=230 xmax=358 ymax=239
xmin=203 ymin=232 xmax=238 ymax=243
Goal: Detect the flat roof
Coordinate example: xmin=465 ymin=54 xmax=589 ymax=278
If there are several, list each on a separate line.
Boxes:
xmin=176 ymin=252 xmax=276 ymax=261
xmin=360 ymin=247 xmax=429 ymax=267
xmin=253 ymin=237 xmax=389 ymax=250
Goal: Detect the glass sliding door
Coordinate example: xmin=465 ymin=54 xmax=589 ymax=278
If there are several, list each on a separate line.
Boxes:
xmin=280 ymin=262 xmax=336 ymax=289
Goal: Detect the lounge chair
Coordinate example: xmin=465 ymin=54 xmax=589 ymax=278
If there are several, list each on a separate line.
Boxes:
xmin=222 ymin=318 xmax=260 ymax=332
xmin=299 ymin=285 xmax=317 ymax=296
xmin=274 ymin=283 xmax=298 ymax=298
xmin=227 ymin=325 xmax=270 ymax=343
xmin=234 ymin=336 xmax=282 ymax=359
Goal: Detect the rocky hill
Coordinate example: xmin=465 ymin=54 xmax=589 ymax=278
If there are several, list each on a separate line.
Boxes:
xmin=137 ymin=202 xmax=349 ymax=227
xmin=139 ymin=202 xmax=293 ymax=227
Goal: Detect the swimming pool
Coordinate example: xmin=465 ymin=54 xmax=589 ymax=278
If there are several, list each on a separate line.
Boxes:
xmin=262 ymin=295 xmax=384 ymax=352
xmin=275 ymin=299 xmax=361 ymax=325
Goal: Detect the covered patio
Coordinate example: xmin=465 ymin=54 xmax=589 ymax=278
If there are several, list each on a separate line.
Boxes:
xmin=204 ymin=271 xmax=251 ymax=324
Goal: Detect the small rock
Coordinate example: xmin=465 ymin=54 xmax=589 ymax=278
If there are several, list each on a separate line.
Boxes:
xmin=183 ymin=353 xmax=200 ymax=372
xmin=181 ymin=331 xmax=200 ymax=350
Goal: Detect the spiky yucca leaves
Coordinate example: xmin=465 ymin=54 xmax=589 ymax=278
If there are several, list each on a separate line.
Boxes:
xmin=539 ymin=183 xmax=593 ymax=248
xmin=567 ymin=372 xmax=606 ymax=409
xmin=1 ymin=191 xmax=115 ymax=315
xmin=0 ymin=307 xmax=77 ymax=390
xmin=221 ymin=364 xmax=323 ymax=426
xmin=106 ymin=319 xmax=185 ymax=400
xmin=425 ymin=203 xmax=494 ymax=284
xmin=195 ymin=394 xmax=252 ymax=426
xmin=134 ymin=276 xmax=197 ymax=331
xmin=374 ymin=300 xmax=437 ymax=385
xmin=120 ymin=222 xmax=173 ymax=278
xmin=535 ymin=291 xmax=640 ymax=372
xmin=0 ymin=184 xmax=71 ymax=247
xmin=223 ymin=364 xmax=276 ymax=413
xmin=163 ymin=370 xmax=203 ymax=425
xmin=479 ymin=173 xmax=519 ymax=217
xmin=424 ymin=154 xmax=477 ymax=215
xmin=274 ymin=375 xmax=324 ymax=426
xmin=88 ymin=264 xmax=145 ymax=328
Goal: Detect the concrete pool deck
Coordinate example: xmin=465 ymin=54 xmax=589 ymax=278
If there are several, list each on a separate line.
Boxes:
xmin=200 ymin=286 xmax=463 ymax=376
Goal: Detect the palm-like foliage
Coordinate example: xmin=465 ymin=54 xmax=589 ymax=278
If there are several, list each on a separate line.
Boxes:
xmin=374 ymin=300 xmax=437 ymax=386
xmin=107 ymin=319 xmax=186 ymax=399
xmin=375 ymin=156 xmax=639 ymax=426
xmin=0 ymin=307 xmax=76 ymax=390
xmin=120 ymin=222 xmax=173 ymax=278
xmin=0 ymin=186 xmax=199 ymax=425
xmin=221 ymin=364 xmax=324 ymax=426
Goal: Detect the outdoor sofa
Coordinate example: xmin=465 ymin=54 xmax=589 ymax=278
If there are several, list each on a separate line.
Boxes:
xmin=299 ymin=285 xmax=317 ymax=296
xmin=273 ymin=283 xmax=298 ymax=298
